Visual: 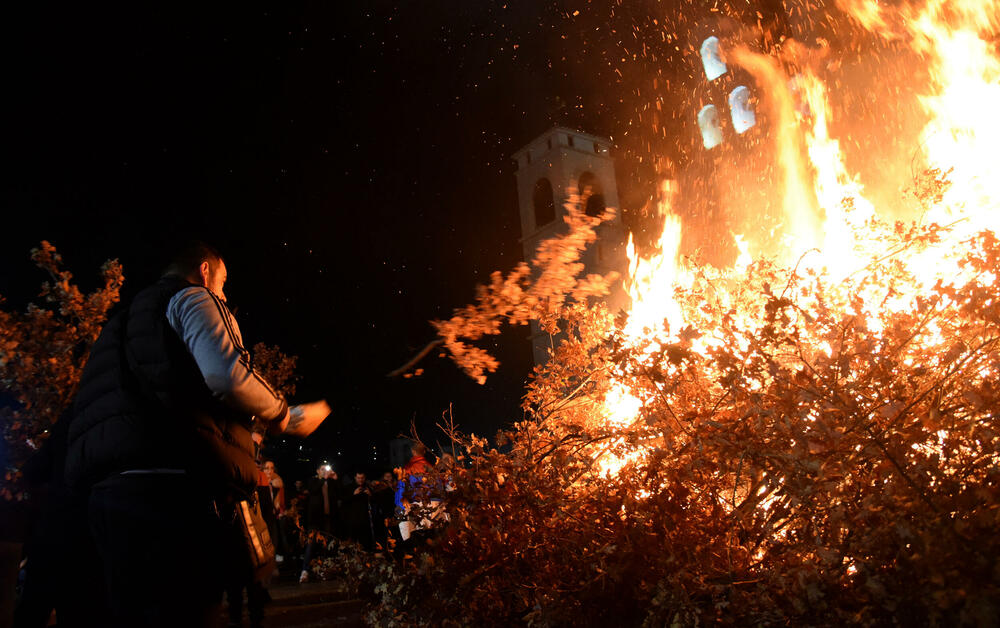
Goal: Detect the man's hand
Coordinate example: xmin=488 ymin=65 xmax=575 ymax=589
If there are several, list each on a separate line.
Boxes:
xmin=282 ymin=400 xmax=331 ymax=437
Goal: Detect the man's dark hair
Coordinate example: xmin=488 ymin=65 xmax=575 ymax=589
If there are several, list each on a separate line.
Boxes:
xmin=163 ymin=241 xmax=224 ymax=279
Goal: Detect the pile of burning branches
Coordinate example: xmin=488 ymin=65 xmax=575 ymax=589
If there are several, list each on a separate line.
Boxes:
xmin=368 ymin=186 xmax=1000 ymax=625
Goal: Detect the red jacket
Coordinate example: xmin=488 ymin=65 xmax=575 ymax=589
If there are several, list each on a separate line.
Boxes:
xmin=403 ymin=454 xmax=431 ymax=476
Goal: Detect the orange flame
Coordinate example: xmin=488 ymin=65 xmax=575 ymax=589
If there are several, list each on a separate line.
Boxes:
xmin=595 ymin=0 xmax=1000 ymax=475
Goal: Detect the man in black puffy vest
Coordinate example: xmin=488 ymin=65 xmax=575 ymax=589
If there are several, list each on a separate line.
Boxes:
xmin=65 ymin=242 xmax=329 ymax=627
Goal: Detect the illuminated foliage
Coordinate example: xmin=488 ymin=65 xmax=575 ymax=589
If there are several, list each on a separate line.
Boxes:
xmin=349 ymin=182 xmax=1000 ymax=625
xmin=0 ymin=242 xmax=123 ymax=500
xmin=431 ymin=196 xmax=619 ymax=385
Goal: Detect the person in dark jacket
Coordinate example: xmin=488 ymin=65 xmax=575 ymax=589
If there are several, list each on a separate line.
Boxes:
xmin=343 ymin=471 xmax=375 ymax=551
xmin=371 ymin=471 xmax=397 ymax=554
xmin=298 ymin=465 xmax=338 ymax=583
xmin=304 ymin=464 xmax=336 ymax=535
xmin=64 ymin=242 xmax=329 ymax=628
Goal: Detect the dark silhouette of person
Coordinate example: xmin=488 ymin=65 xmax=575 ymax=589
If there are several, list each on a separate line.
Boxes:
xmin=64 ymin=242 xmax=328 ymax=627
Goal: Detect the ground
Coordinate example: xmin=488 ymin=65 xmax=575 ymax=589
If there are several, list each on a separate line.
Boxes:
xmin=224 ymin=570 xmax=365 ymax=628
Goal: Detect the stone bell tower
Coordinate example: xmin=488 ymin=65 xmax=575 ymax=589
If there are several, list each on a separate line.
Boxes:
xmin=511 ymin=126 xmax=628 ymax=365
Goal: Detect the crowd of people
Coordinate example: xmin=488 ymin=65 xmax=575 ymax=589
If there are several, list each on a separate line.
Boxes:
xmin=215 ymin=441 xmax=444 ymax=626
xmin=257 ymin=441 xmax=441 ymax=585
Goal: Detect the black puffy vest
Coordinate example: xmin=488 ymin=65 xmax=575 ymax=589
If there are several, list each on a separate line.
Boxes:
xmin=65 ymin=277 xmax=259 ymax=497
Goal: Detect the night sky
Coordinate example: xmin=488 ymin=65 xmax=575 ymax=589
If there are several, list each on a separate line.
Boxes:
xmin=5 ymin=1 xmax=808 ymax=475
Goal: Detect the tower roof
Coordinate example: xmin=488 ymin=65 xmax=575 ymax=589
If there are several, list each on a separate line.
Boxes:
xmin=511 ymin=126 xmax=613 ymax=161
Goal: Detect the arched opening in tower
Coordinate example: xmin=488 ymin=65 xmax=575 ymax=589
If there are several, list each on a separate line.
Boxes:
xmin=578 ymin=171 xmax=606 ymax=217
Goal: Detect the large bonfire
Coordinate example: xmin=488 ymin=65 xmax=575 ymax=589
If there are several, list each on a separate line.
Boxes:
xmin=348 ymin=1 xmax=1000 ymax=625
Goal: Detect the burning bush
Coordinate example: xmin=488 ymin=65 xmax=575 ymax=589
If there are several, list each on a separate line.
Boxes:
xmin=358 ymin=2 xmax=1000 ymax=623
xmin=362 ymin=179 xmax=1000 ymax=625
